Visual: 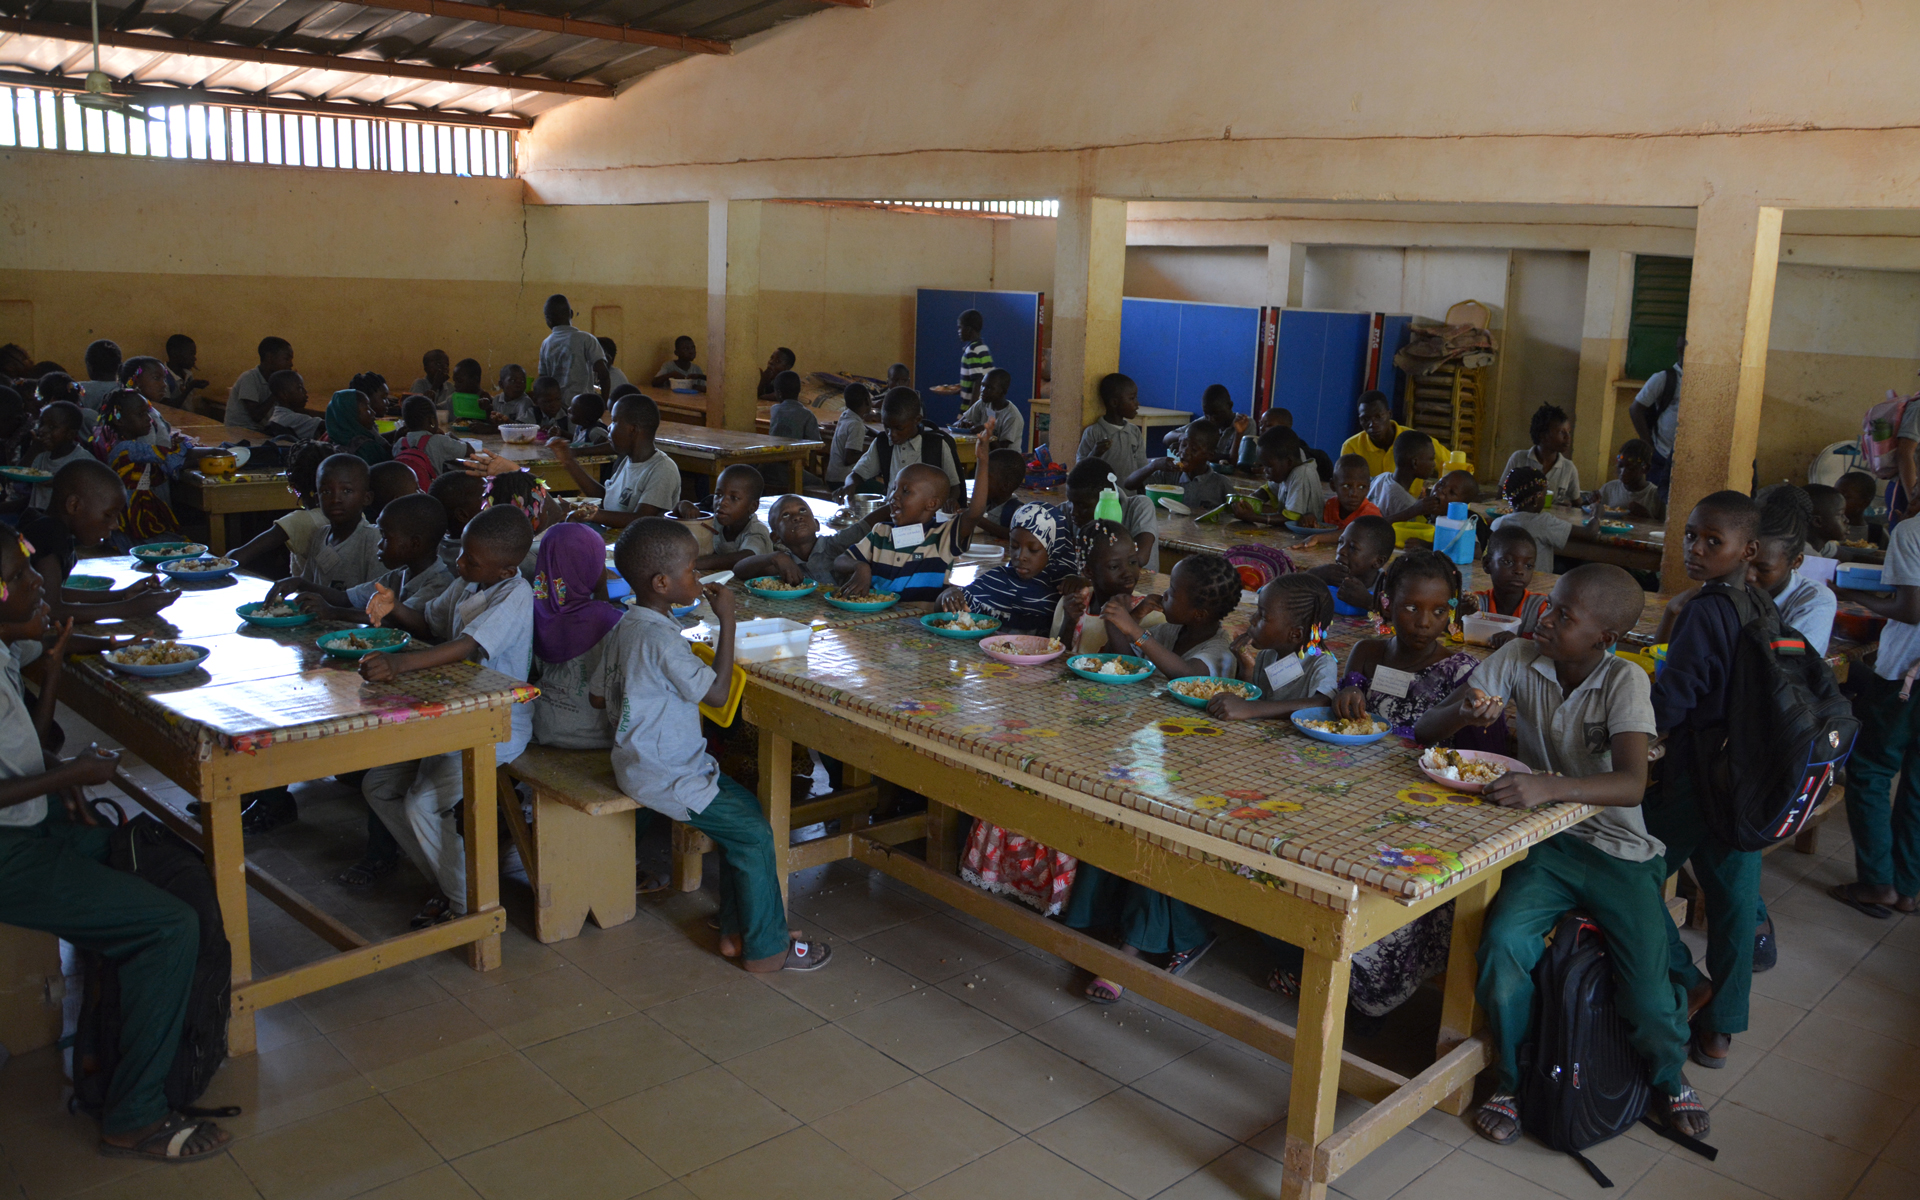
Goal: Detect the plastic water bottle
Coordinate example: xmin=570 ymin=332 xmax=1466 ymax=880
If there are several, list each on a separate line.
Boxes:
xmin=1434 ymin=501 xmax=1475 ymax=567
xmin=1095 ymin=474 xmax=1124 ymax=524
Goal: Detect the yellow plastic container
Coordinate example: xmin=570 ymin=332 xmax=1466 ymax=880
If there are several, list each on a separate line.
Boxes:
xmin=1392 ymin=520 xmax=1434 ymax=548
xmin=1616 ymin=649 xmax=1659 ymax=678
xmin=689 ymin=642 xmax=747 ymax=727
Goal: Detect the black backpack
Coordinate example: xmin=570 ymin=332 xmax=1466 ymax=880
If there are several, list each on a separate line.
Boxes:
xmin=70 ymin=813 xmax=236 ymax=1120
xmin=1686 ymin=581 xmax=1859 ymax=852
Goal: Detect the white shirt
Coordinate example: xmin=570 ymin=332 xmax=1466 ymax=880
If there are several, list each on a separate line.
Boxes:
xmin=602 ymin=452 xmax=682 ymax=515
xmin=826 ymin=412 xmax=870 ymax=485
xmin=425 ymin=574 xmax=534 ymax=763
xmin=1254 ymin=647 xmax=1339 ymax=703
xmin=1493 ymin=509 xmax=1572 ymax=555
xmin=1503 ymin=448 xmax=1582 ymax=508
xmin=1277 ymin=460 xmax=1324 ymax=520
xmin=849 ymin=431 xmax=962 ymax=490
xmin=1367 ymin=472 xmax=1420 ymax=519
xmin=347 ymin=560 xmax=455 ymax=613
xmin=226 ymin=367 xmax=271 ymax=431
xmin=1631 ymin=366 xmax=1682 ymax=460
xmin=0 ymin=640 xmax=49 ymax=828
xmin=1877 ymin=517 xmax=1920 ymax=681
xmin=960 ymin=398 xmax=1025 ymax=453
xmin=1076 ymin=418 xmax=1147 ymax=487
xmin=603 ymin=606 xmax=720 ymax=820
xmin=532 ymin=641 xmax=612 ymax=750
xmin=538 ymin=325 xmax=606 ymax=396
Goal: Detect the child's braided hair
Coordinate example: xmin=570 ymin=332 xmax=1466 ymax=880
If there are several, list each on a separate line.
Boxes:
xmin=1082 ymin=519 xmax=1132 ymax=560
xmin=286 ymin=439 xmax=333 ymax=502
xmin=1380 ymin=549 xmax=1461 ymax=610
xmin=1262 ymin=571 xmax=1334 ymax=636
xmin=1756 ymin=483 xmax=1812 ymax=560
xmin=1178 ymin=553 xmax=1244 ymax=621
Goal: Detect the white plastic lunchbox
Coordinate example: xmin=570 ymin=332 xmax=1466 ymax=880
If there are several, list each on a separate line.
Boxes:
xmin=1462 ymin=611 xmax=1523 ymax=646
xmin=729 ymin=618 xmax=814 ymax=662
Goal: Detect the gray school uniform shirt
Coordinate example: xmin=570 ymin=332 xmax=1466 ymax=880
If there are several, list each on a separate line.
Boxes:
xmin=1503 ymin=448 xmax=1582 ymax=508
xmin=601 ymin=452 xmax=682 ymax=515
xmin=397 ymin=430 xmax=472 ymax=475
xmin=1468 ymin=640 xmax=1663 ymax=862
xmin=426 ymin=573 xmax=535 ymax=764
xmin=1277 ymin=460 xmax=1324 ymax=519
xmin=1594 ymin=478 xmax=1663 ymax=518
xmin=767 ymin=400 xmax=821 ymax=444
xmin=537 ymin=324 xmax=605 ymax=396
xmin=27 ymin=444 xmax=96 ymax=511
xmin=710 ymin=516 xmax=774 ymax=557
xmin=961 ymin=398 xmax=1025 ymax=452
xmin=849 ymin=432 xmax=962 ymax=490
xmin=532 ymin=640 xmax=612 ymax=750
xmin=295 ymin=518 xmax=383 ymax=591
xmin=1493 ymin=509 xmax=1572 ymax=555
xmin=438 ymin=535 xmax=462 ymax=574
xmin=1145 ymin=623 xmax=1234 ymax=679
xmin=794 ymin=525 xmax=865 ymax=585
xmin=0 ymin=640 xmax=48 ymax=828
xmin=1367 ymin=472 xmax=1420 ymax=519
xmin=1773 ymin=570 xmax=1836 ymax=656
xmin=1076 ymin=417 xmax=1147 ymax=487
xmin=603 ymin=605 xmax=719 ymax=820
xmin=1254 ymin=647 xmax=1339 ymax=703
xmin=825 ymin=412 xmax=869 ymax=484
xmin=492 ymin=397 xmax=541 ymax=426
xmin=346 ymin=559 xmax=456 ymax=613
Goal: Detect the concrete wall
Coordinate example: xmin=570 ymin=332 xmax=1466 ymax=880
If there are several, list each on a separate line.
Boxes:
xmin=1122 ymin=246 xmax=1267 ymax=306
xmin=1501 ymin=250 xmax=1590 ymax=460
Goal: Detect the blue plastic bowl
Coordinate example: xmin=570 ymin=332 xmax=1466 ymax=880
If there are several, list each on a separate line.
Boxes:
xmin=158 ymin=555 xmax=239 ymax=582
xmin=101 ymin=642 xmax=210 ymax=678
xmin=1165 ymin=677 xmax=1263 ymax=708
xmin=921 ymin=613 xmax=1001 ymax=639
xmin=237 ymin=601 xmax=313 ymax=628
xmin=1289 ymin=706 xmax=1392 ymax=746
xmin=1330 ymin=583 xmax=1367 ymax=617
xmin=1067 ymin=653 xmax=1153 ymax=684
xmin=317 ymin=628 xmax=410 ymax=658
xmin=670 ymin=601 xmax=702 ymax=618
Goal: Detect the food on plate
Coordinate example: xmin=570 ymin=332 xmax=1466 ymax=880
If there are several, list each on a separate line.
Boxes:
xmin=110 ymin=641 xmax=202 ymax=667
xmin=1168 ymin=678 xmax=1255 ymax=701
xmin=932 ymin=613 xmax=1000 ymax=631
xmin=170 ymin=556 xmax=236 ymax=572
xmin=340 ymin=632 xmax=398 ymax=650
xmin=1072 ymin=656 xmax=1143 ymax=676
xmin=251 ymin=600 xmax=303 ymax=617
xmin=1299 ymin=715 xmax=1388 ymax=736
xmin=1421 ymin=747 xmax=1508 ymax=784
xmin=745 ymin=577 xmax=816 ymax=593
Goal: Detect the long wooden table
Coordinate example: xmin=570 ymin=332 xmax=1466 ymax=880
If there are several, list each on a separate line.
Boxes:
xmin=655 ymin=422 xmax=823 ymax=492
xmin=56 ymin=558 xmax=527 ymax=1055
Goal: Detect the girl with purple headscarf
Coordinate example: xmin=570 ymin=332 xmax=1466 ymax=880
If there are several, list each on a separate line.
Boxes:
xmin=528 ymin=523 xmax=625 ymax=749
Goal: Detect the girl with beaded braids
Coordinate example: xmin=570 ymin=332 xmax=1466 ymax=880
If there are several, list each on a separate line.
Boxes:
xmin=1053 ymin=519 xmax=1163 ymax=653
xmin=1100 ymin=552 xmax=1241 ymax=679
xmin=1210 ymin=572 xmax=1339 ymax=721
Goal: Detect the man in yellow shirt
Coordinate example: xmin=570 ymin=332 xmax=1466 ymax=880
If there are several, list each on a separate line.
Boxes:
xmin=1341 ymin=390 xmax=1446 ymax=486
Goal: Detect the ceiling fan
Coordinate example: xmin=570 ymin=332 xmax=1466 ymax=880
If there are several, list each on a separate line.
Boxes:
xmin=72 ymin=0 xmax=151 ymax=119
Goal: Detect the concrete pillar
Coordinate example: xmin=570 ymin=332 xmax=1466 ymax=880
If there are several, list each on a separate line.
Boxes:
xmin=1266 ymin=240 xmax=1303 ymax=308
xmin=1049 ymin=194 xmax=1127 ymax=466
xmin=706 ymin=199 xmax=763 ymax=432
xmin=1660 ymin=202 xmax=1783 ymax=589
xmin=1570 ymin=250 xmax=1635 ymax=486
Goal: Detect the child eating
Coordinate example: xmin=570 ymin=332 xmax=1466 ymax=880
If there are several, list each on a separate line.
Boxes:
xmin=1125 ymin=419 xmax=1229 ymax=512
xmin=1053 ymin=520 xmax=1162 ymax=654
xmin=490 ymin=365 xmax=538 ymax=425
xmin=1595 ymin=438 xmax=1662 ymax=519
xmin=20 ymin=460 xmax=179 ymax=624
xmin=1292 ymin=454 xmax=1381 ymax=547
xmin=552 ymin=393 xmax=682 ymax=528
xmin=955 ymin=368 xmax=1024 ymax=452
xmin=265 ymin=453 xmax=382 ymax=595
xmin=1331 ymin=550 xmax=1489 ymax=743
xmin=594 ymin=518 xmax=829 ymax=971
xmin=393 ymin=394 xmax=474 ymax=480
xmin=1502 ymin=403 xmax=1582 ymax=507
xmin=692 ymin=464 xmax=775 ymax=572
xmin=24 ymin=401 xmax=92 ymax=512
xmin=842 ymin=389 xmax=964 ymax=499
xmin=1491 ymin=463 xmax=1602 ymax=570
xmin=732 ymin=494 xmax=869 ymax=588
xmin=272 ymin=493 xmax=453 ymax=623
xmin=1464 ymin=525 xmax=1548 ymax=644
xmin=1304 ymin=514 xmax=1395 ymax=617
xmin=935 ymin=502 xmax=1068 ymax=634
xmin=1209 ymin=573 xmax=1339 ymax=721
xmin=1367 ymin=430 xmax=1441 ymax=523
xmin=839 ymin=420 xmax=996 ymax=601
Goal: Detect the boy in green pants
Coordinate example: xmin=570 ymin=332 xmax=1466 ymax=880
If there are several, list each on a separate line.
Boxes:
xmin=0 ymin=534 xmax=232 ymax=1162
xmin=1417 ymin=563 xmax=1707 ymax=1144
xmin=594 ymin=518 xmax=830 ymax=973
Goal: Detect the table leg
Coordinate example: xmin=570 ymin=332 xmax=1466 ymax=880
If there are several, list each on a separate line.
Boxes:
xmin=204 ymin=783 xmax=255 ymax=1055
xmin=1281 ymin=950 xmax=1351 ymax=1200
xmin=462 ymin=745 xmax=501 ymax=971
xmin=206 ymin=513 xmax=228 ymax=555
xmin=1437 ymin=874 xmax=1497 ymax=1115
xmin=757 ymin=728 xmax=794 ymax=910
xmin=926 ymin=800 xmax=961 ymax=874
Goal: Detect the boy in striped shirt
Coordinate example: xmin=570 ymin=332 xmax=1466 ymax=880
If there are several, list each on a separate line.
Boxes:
xmin=838 ymin=419 xmax=997 ymax=602
xmin=932 ymin=309 xmax=994 ymax=406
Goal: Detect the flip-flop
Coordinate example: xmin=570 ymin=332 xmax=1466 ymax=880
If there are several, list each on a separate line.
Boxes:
xmin=1085 ymin=978 xmax=1123 ymax=1005
xmin=98 ymin=1115 xmax=230 ymax=1164
xmin=1473 ymin=1094 xmax=1521 ymax=1145
xmin=1659 ymin=1088 xmax=1712 ymax=1140
xmin=1752 ymin=913 xmax=1777 ymax=973
xmin=1166 ymin=935 xmax=1218 ymax=978
xmin=1828 ymin=883 xmax=1894 ymax=919
xmin=777 ymin=938 xmax=831 ymax=972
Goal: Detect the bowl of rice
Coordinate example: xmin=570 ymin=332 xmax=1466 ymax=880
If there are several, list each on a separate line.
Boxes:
xmin=1417 ymin=746 xmax=1533 ymax=795
xmin=132 ymin=541 xmax=206 ymax=565
xmin=823 ymin=591 xmax=900 ymax=613
xmin=744 ymin=577 xmax=820 ymax=600
xmin=1067 ymin=654 xmax=1153 ymax=684
xmin=979 ymin=634 xmax=1066 ymax=665
xmin=1165 ymin=677 xmax=1262 ymax=708
xmin=1289 ymin=707 xmax=1392 ymax=745
xmin=921 ymin=612 xmax=1002 ymax=639
xmin=497 ymin=423 xmax=540 ymax=444
xmin=317 ymin=628 xmax=411 ymax=658
xmin=102 ymin=640 xmax=210 ymax=678
xmin=237 ymin=600 xmax=314 ymax=628
xmin=158 ymin=555 xmax=238 ymax=581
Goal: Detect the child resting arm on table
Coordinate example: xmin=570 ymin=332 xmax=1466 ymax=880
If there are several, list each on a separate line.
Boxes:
xmin=19 ymin=459 xmax=179 ymax=625
xmin=270 ymin=494 xmax=454 ymax=623
xmin=1208 ymin=572 xmax=1339 ymax=721
xmin=837 ymin=417 xmax=997 ymax=601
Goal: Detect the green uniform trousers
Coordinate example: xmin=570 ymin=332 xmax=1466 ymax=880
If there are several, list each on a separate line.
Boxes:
xmin=1475 ymin=833 xmax=1690 ymax=1096
xmin=1843 ymin=673 xmax=1920 ymax=898
xmin=1060 ymin=865 xmax=1211 ymax=955
xmin=0 ymin=809 xmax=198 ymax=1134
xmin=1645 ymin=758 xmax=1760 ymax=1036
xmin=686 ymin=775 xmax=789 ymax=963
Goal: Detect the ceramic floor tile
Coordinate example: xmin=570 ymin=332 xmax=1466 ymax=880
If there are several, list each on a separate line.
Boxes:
xmin=1734 ymin=991 xmax=1808 ymax=1052
xmin=1029 ymin=1087 xmax=1235 ymax=1200
xmin=0 ymin=1110 xmax=164 ymax=1200
xmin=1878 ymin=914 xmax=1920 ymax=954
xmin=547 ymin=908 xmax=682 ymax=967
xmin=1326 ymin=1127 xmax=1453 ymax=1200
xmin=420 ymin=929 xmax=568 ymax=998
xmin=1767 ymin=880 xmax=1900 ymax=939
xmin=454 ymin=963 xmax=635 ymax=1049
xmin=1150 ymin=1144 xmax=1290 ymax=1200
xmin=346 ymin=1164 xmax=483 ymax=1200
xmin=1850 ymin=942 xmax=1920 ymax=992
xmin=521 ymin=1011 xmax=711 ymax=1109
xmin=59 ymin=1154 xmax=261 ymax=1200
xmin=812 ymin=1077 xmax=1018 ymax=1190
xmin=596 ymin=1065 xmax=799 ymax=1177
xmin=632 ymin=1184 xmax=698 ymax=1200
xmin=325 ymin=997 xmax=513 ymax=1092
xmin=1878 ymin=1103 xmax=1920 ymax=1175
xmin=228 ymin=1097 xmax=441 ymax=1200
xmin=1813 ymin=976 xmax=1920 ymax=1047
xmin=1749 ymin=920 xmax=1877 ymax=1008
xmin=383 ymin=1052 xmax=584 ymax=1160
xmin=291 ymin=961 xmax=448 ymax=1036
xmin=1455 ymin=1117 xmax=1666 ymax=1197
xmin=569 ymin=938 xmax=743 ymax=1010
xmin=758 ymin=942 xmax=920 ymax=1021
xmin=450 ymin=1112 xmax=667 ymax=1200
xmin=1027 ymin=998 xmax=1210 ymax=1083
xmin=1619 ymin=1154 xmax=1771 ymax=1200
xmin=926 ymin=1034 xmax=1121 ymax=1134
xmin=724 ymin=1024 xmax=914 ymax=1121
xmin=681 ymin=1126 xmax=898 ymax=1200
xmin=647 ymin=980 xmax=822 ymax=1061
xmin=1129 ymin=1040 xmax=1292 ymax=1142
xmin=839 ymin=986 xmax=1016 ymax=1073
xmin=1845 ymin=1158 xmax=1920 ymax=1200
xmin=1391 ymin=1148 xmax=1592 ymax=1200
xmin=934 ymin=953 xmax=1091 ymax=1031
xmin=0 ymin=1047 xmax=73 ymax=1134
xmin=251 ymin=1002 xmax=324 ymax=1054
xmin=910 ymin=1137 xmax=1130 ymax=1200
xmin=789 ymin=870 xmax=936 ymax=941
xmin=855 ymin=914 xmax=1019 ymax=985
xmin=194 ymin=1035 xmax=376 ymax=1138
xmin=1774 ymin=1012 xmax=1920 ymax=1100
xmin=1689 ymin=1097 xmax=1872 ymax=1200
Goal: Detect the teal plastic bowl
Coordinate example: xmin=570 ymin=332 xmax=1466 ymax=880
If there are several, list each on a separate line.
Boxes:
xmin=1289 ymin=706 xmax=1391 ymax=746
xmin=237 ymin=601 xmax=314 ymax=628
xmin=1067 ymin=653 xmax=1153 ymax=684
xmin=1165 ymin=677 xmax=1263 ymax=708
xmin=65 ymin=575 xmax=112 ymax=591
xmin=743 ymin=577 xmax=821 ymax=600
xmin=921 ymin=613 xmax=1001 ymax=639
xmin=823 ymin=593 xmax=900 ymax=613
xmin=317 ymin=628 xmax=410 ymax=658
xmin=132 ymin=541 xmax=205 ymax=565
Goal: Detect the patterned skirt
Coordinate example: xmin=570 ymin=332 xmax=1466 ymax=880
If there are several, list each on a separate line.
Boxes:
xmin=959 ymin=822 xmax=1077 ymax=916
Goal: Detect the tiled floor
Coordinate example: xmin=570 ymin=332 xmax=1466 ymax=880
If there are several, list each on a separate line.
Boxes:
xmin=2 ymin=726 xmax=1916 ymax=1199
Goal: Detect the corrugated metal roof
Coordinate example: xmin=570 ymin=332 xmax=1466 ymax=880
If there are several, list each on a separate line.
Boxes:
xmin=0 ymin=0 xmax=850 ymax=123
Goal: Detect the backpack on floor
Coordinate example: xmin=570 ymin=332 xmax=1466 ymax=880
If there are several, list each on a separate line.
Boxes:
xmin=1687 ymin=581 xmax=1860 ymax=852
xmin=1518 ymin=912 xmax=1651 ymax=1186
xmin=70 ymin=813 xmax=236 ymax=1119
xmin=1860 ymin=389 xmax=1917 ymax=479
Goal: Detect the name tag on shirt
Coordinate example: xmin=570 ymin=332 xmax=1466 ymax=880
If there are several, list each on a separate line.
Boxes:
xmin=1264 ymin=654 xmax=1305 ymax=692
xmin=1370 ymin=665 xmax=1416 ymax=698
xmin=892 ymin=523 xmax=925 ymax=550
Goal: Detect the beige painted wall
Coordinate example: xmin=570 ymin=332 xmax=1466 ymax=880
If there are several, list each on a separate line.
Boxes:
xmin=1500 ymin=250 xmax=1589 ymax=461
xmin=1123 ymin=246 xmax=1268 ymax=306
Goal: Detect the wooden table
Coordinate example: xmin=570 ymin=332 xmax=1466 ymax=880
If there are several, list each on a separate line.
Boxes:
xmin=454 ymin=431 xmax=617 ymax=495
xmin=173 ymin=472 xmax=296 ymax=553
xmin=655 ymin=422 xmax=823 ymax=493
xmin=57 ymin=558 xmax=527 ymax=1055
xmin=1030 ymin=400 xmax=1194 ymax=448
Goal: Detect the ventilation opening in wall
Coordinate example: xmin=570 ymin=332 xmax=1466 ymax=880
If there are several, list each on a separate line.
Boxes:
xmin=0 ymin=84 xmax=516 ymax=178
xmin=867 ymin=200 xmax=1059 ymax=218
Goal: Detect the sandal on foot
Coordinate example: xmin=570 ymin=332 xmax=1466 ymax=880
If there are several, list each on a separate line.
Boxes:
xmin=99 ymin=1115 xmax=231 ymax=1164
xmin=1166 ymin=935 xmax=1218 ymax=978
xmin=636 ymin=870 xmax=671 ymax=895
xmin=747 ymin=938 xmax=832 ymax=972
xmin=335 ymin=857 xmax=397 ymax=887
xmin=1265 ymin=967 xmax=1300 ymax=998
xmin=1827 ymin=883 xmax=1893 ymax=919
xmin=1689 ymin=1026 xmax=1730 ymax=1070
xmin=1660 ymin=1088 xmax=1712 ymax=1139
xmin=409 ymin=896 xmax=455 ymax=929
xmin=1085 ymin=978 xmax=1123 ymax=1004
xmin=1753 ymin=912 xmax=1777 ymax=973
xmin=1473 ymin=1093 xmax=1521 ymax=1145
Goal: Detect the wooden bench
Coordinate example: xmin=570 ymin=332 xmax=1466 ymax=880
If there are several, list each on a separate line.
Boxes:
xmin=499 ymin=744 xmax=896 ymax=943
xmin=0 ymin=923 xmax=62 ymax=1055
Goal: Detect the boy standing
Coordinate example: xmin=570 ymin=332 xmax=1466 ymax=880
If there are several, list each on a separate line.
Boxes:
xmin=1644 ymin=491 xmax=1763 ymax=1071
xmin=596 ymin=518 xmax=830 ymax=971
xmin=552 ymin=393 xmax=681 ymax=528
xmin=1416 ymin=563 xmax=1708 ymax=1144
xmin=538 ymin=295 xmax=609 ymax=398
xmin=931 ymin=309 xmax=992 ymax=407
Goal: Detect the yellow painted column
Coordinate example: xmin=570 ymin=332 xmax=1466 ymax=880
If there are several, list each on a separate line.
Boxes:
xmin=1049 ymin=194 xmax=1127 ymax=466
xmin=1570 ymin=250 xmax=1634 ymax=486
xmin=706 ymin=199 xmax=763 ymax=432
xmin=1660 ymin=202 xmax=1783 ymax=590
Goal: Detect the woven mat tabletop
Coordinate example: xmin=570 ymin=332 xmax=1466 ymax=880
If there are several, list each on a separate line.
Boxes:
xmin=741 ymin=617 xmax=1589 ymax=902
